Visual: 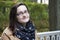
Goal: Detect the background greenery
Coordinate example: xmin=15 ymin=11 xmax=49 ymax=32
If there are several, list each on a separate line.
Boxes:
xmin=0 ymin=1 xmax=49 ymax=36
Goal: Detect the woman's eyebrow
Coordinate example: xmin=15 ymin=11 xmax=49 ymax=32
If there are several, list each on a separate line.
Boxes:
xmin=24 ymin=9 xmax=28 ymax=11
xmin=18 ymin=11 xmax=23 ymax=14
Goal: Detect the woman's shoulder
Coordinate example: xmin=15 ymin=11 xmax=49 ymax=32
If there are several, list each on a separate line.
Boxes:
xmin=2 ymin=27 xmax=12 ymax=36
xmin=1 ymin=27 xmax=20 ymax=40
xmin=1 ymin=27 xmax=12 ymax=40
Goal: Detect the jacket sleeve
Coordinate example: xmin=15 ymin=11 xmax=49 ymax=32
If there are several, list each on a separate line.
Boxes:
xmin=1 ymin=33 xmax=10 ymax=40
xmin=1 ymin=27 xmax=21 ymax=40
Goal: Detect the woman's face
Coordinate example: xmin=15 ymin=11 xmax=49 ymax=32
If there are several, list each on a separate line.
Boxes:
xmin=16 ymin=5 xmax=30 ymax=23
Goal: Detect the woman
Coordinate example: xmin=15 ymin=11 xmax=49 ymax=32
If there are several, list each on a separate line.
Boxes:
xmin=1 ymin=3 xmax=38 ymax=40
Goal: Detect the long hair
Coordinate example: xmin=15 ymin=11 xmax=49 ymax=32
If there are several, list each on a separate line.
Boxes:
xmin=9 ymin=3 xmax=29 ymax=32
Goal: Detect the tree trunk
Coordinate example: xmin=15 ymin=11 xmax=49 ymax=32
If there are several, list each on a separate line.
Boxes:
xmin=49 ymin=0 xmax=57 ymax=31
xmin=49 ymin=0 xmax=60 ymax=31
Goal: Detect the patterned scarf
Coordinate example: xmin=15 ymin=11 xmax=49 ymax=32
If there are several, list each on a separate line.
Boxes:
xmin=14 ymin=21 xmax=35 ymax=40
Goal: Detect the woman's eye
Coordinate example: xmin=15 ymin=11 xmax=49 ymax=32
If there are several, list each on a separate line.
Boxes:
xmin=19 ymin=12 xmax=23 ymax=14
xmin=24 ymin=10 xmax=28 ymax=13
xmin=17 ymin=12 xmax=23 ymax=16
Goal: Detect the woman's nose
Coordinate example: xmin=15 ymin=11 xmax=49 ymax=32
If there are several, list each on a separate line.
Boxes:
xmin=23 ymin=13 xmax=26 ymax=16
xmin=23 ymin=14 xmax=27 ymax=17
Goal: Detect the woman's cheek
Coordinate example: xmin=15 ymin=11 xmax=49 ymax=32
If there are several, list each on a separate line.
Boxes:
xmin=17 ymin=16 xmax=22 ymax=21
xmin=19 ymin=15 xmax=23 ymax=18
xmin=27 ymin=13 xmax=30 ymax=18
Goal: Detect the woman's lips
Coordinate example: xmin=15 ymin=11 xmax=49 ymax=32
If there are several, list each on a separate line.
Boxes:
xmin=22 ymin=17 xmax=29 ymax=19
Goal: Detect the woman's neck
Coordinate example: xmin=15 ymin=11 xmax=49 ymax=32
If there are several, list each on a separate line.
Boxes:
xmin=22 ymin=23 xmax=26 ymax=27
xmin=17 ymin=21 xmax=27 ymax=27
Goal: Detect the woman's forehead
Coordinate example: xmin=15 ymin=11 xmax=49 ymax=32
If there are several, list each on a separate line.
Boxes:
xmin=17 ymin=5 xmax=27 ymax=12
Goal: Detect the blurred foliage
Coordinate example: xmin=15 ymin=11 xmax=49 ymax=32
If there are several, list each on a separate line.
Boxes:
xmin=0 ymin=1 xmax=49 ymax=35
xmin=25 ymin=3 xmax=49 ymax=32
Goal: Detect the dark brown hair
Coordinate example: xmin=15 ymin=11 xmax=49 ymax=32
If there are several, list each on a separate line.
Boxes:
xmin=9 ymin=3 xmax=29 ymax=32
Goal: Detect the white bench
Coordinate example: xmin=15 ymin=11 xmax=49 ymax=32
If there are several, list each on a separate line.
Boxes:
xmin=37 ymin=30 xmax=60 ymax=40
